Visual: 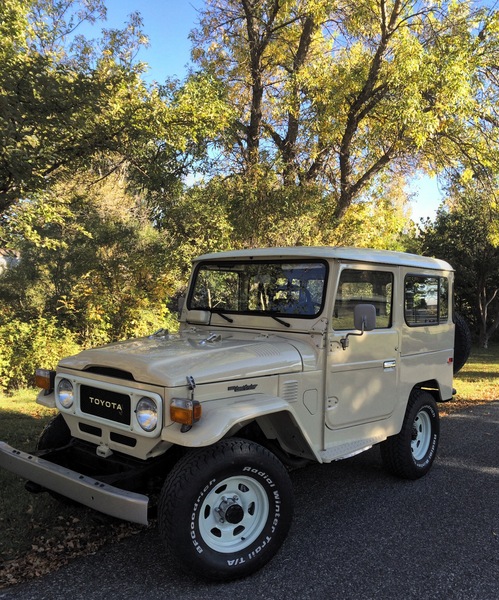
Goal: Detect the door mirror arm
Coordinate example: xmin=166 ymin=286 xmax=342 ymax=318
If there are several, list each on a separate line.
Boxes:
xmin=340 ymin=304 xmax=377 ymax=350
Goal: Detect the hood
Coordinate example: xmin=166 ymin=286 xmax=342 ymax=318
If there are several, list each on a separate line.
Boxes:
xmin=58 ymin=331 xmax=304 ymax=387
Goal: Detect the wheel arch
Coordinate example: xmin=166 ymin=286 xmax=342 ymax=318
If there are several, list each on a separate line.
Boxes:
xmin=161 ymin=393 xmax=317 ymax=461
xmin=412 ymin=379 xmax=453 ymax=403
xmin=234 ymin=413 xmax=317 ymax=467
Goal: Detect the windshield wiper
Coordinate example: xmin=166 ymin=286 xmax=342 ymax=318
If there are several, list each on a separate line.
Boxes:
xmin=212 ymin=310 xmax=234 ymax=323
xmin=210 ymin=308 xmax=288 ymax=327
xmin=269 ymin=314 xmax=291 ymax=328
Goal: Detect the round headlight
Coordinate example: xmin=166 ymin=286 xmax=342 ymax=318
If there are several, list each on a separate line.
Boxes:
xmin=57 ymin=378 xmax=74 ymax=409
xmin=136 ymin=397 xmax=158 ymax=432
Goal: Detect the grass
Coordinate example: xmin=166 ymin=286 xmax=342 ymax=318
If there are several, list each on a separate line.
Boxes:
xmin=449 ymin=343 xmax=499 ymax=413
xmin=0 ymin=390 xmax=142 ymax=588
xmin=0 ymin=344 xmax=497 ymax=587
xmin=0 ymin=390 xmax=60 ymax=570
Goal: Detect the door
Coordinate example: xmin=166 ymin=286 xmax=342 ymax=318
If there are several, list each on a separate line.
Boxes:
xmin=325 ymin=266 xmax=400 ymax=433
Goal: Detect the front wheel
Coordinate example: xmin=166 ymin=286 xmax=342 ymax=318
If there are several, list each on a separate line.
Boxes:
xmin=36 ymin=413 xmax=74 ymax=504
xmin=158 ymin=438 xmax=293 ymax=581
xmin=380 ymin=390 xmax=439 ymax=480
xmin=37 ymin=413 xmax=71 ymax=451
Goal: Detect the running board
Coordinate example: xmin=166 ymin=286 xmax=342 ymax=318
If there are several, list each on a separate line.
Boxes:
xmin=319 ymin=436 xmax=386 ymax=463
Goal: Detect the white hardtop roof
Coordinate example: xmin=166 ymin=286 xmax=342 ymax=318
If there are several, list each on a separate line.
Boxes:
xmin=194 ymin=246 xmax=453 ymax=271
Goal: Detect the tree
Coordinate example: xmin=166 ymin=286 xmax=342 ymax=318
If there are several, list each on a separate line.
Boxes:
xmin=0 ymin=0 xmax=236 ymax=368
xmin=191 ymin=0 xmax=499 ymax=223
xmin=0 ymin=171 xmax=180 ymax=345
xmin=420 ymin=176 xmax=499 ymax=348
xmin=0 ymin=0 xmax=232 ymax=219
xmin=186 ymin=168 xmax=413 ymax=249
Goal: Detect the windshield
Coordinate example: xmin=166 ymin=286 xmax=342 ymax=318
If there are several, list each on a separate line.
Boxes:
xmin=188 ymin=260 xmax=327 ymax=318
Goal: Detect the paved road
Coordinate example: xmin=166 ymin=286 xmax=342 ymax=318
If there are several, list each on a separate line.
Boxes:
xmin=1 ymin=402 xmax=498 ymax=600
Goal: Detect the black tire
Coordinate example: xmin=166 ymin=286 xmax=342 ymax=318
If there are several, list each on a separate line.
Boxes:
xmin=158 ymin=438 xmax=293 ymax=581
xmin=37 ymin=414 xmax=73 ymax=504
xmin=380 ymin=390 xmax=439 ymax=480
xmin=37 ymin=413 xmax=71 ymax=451
xmin=453 ymin=313 xmax=472 ymax=374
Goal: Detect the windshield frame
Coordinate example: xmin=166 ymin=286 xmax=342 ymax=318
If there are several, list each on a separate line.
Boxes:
xmin=187 ymin=259 xmax=329 ymax=320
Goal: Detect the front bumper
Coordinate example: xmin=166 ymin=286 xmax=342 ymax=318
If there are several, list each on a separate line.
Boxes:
xmin=0 ymin=441 xmax=149 ymax=525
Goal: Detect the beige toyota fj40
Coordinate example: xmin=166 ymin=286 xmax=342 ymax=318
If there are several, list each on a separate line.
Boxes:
xmin=0 ymin=247 xmax=471 ymax=580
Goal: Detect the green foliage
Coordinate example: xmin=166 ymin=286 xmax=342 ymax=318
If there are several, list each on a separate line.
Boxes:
xmin=0 ymin=1 xmax=232 ymax=218
xmin=420 ymin=176 xmax=499 ymax=348
xmin=2 ymin=0 xmax=499 ymax=386
xmin=0 ymin=1 xmax=237 ymax=390
xmin=179 ymin=169 xmax=413 ymax=250
xmin=192 ymin=0 xmax=499 ymax=223
xmin=0 ymin=317 xmax=81 ymax=390
xmin=0 ymin=173 xmax=180 ymax=361
xmin=155 ymin=183 xmax=235 ymax=282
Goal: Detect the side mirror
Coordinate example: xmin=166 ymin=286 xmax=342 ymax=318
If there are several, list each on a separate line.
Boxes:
xmin=178 ymin=296 xmax=185 ymax=313
xmin=340 ymin=304 xmax=376 ymax=350
xmin=353 ymin=303 xmax=376 ymax=332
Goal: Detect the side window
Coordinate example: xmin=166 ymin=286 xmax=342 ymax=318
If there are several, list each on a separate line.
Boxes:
xmin=333 ymin=269 xmax=393 ymax=330
xmin=405 ymin=275 xmax=449 ymax=326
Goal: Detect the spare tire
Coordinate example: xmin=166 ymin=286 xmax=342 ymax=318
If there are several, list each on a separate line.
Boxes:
xmin=453 ymin=313 xmax=472 ymax=374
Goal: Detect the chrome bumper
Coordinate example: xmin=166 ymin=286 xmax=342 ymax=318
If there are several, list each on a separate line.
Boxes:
xmin=0 ymin=441 xmax=149 ymax=525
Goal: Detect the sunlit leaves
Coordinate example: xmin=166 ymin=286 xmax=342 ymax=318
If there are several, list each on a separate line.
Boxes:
xmin=191 ymin=0 xmax=499 ymax=222
xmin=0 ymin=0 xmax=232 ymax=218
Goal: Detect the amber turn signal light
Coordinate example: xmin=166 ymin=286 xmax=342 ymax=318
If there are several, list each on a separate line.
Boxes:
xmin=35 ymin=369 xmax=56 ymax=391
xmin=170 ymin=398 xmax=202 ymax=426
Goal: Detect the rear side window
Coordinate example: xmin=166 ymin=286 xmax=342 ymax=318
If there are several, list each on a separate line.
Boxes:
xmin=405 ymin=275 xmax=449 ymax=326
xmin=333 ymin=269 xmax=393 ymax=330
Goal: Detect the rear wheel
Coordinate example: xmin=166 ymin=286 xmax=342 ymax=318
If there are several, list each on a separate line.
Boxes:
xmin=158 ymin=438 xmax=293 ymax=581
xmin=380 ymin=390 xmax=439 ymax=480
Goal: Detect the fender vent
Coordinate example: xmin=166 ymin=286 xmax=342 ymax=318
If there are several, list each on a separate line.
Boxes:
xmin=282 ymin=380 xmax=298 ymax=403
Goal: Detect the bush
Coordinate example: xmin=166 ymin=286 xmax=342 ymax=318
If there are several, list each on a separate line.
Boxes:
xmin=0 ymin=318 xmax=81 ymax=391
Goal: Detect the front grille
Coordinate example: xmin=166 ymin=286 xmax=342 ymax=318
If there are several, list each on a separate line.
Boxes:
xmin=79 ymin=422 xmax=102 ymax=437
xmin=110 ymin=432 xmax=137 ymax=447
xmin=80 ymin=385 xmax=131 ymax=425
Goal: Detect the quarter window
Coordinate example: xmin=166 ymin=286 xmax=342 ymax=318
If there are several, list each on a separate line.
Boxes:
xmin=333 ymin=270 xmax=393 ymax=330
xmin=404 ymin=275 xmax=449 ymax=326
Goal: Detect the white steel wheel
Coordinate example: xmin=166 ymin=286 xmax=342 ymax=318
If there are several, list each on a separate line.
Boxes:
xmin=158 ymin=438 xmax=294 ymax=581
xmin=380 ymin=389 xmax=440 ymax=480
xmin=198 ymin=475 xmax=269 ymax=553
xmin=411 ymin=409 xmax=433 ymax=461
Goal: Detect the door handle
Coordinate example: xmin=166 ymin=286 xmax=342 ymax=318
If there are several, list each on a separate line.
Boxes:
xmin=383 ymin=359 xmax=396 ymax=369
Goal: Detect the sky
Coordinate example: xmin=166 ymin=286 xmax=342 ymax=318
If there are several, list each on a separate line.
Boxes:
xmin=93 ymin=0 xmax=203 ymax=82
xmin=87 ymin=0 xmax=442 ymax=222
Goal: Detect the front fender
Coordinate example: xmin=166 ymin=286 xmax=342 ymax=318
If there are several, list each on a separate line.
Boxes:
xmin=161 ymin=394 xmax=292 ymax=448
